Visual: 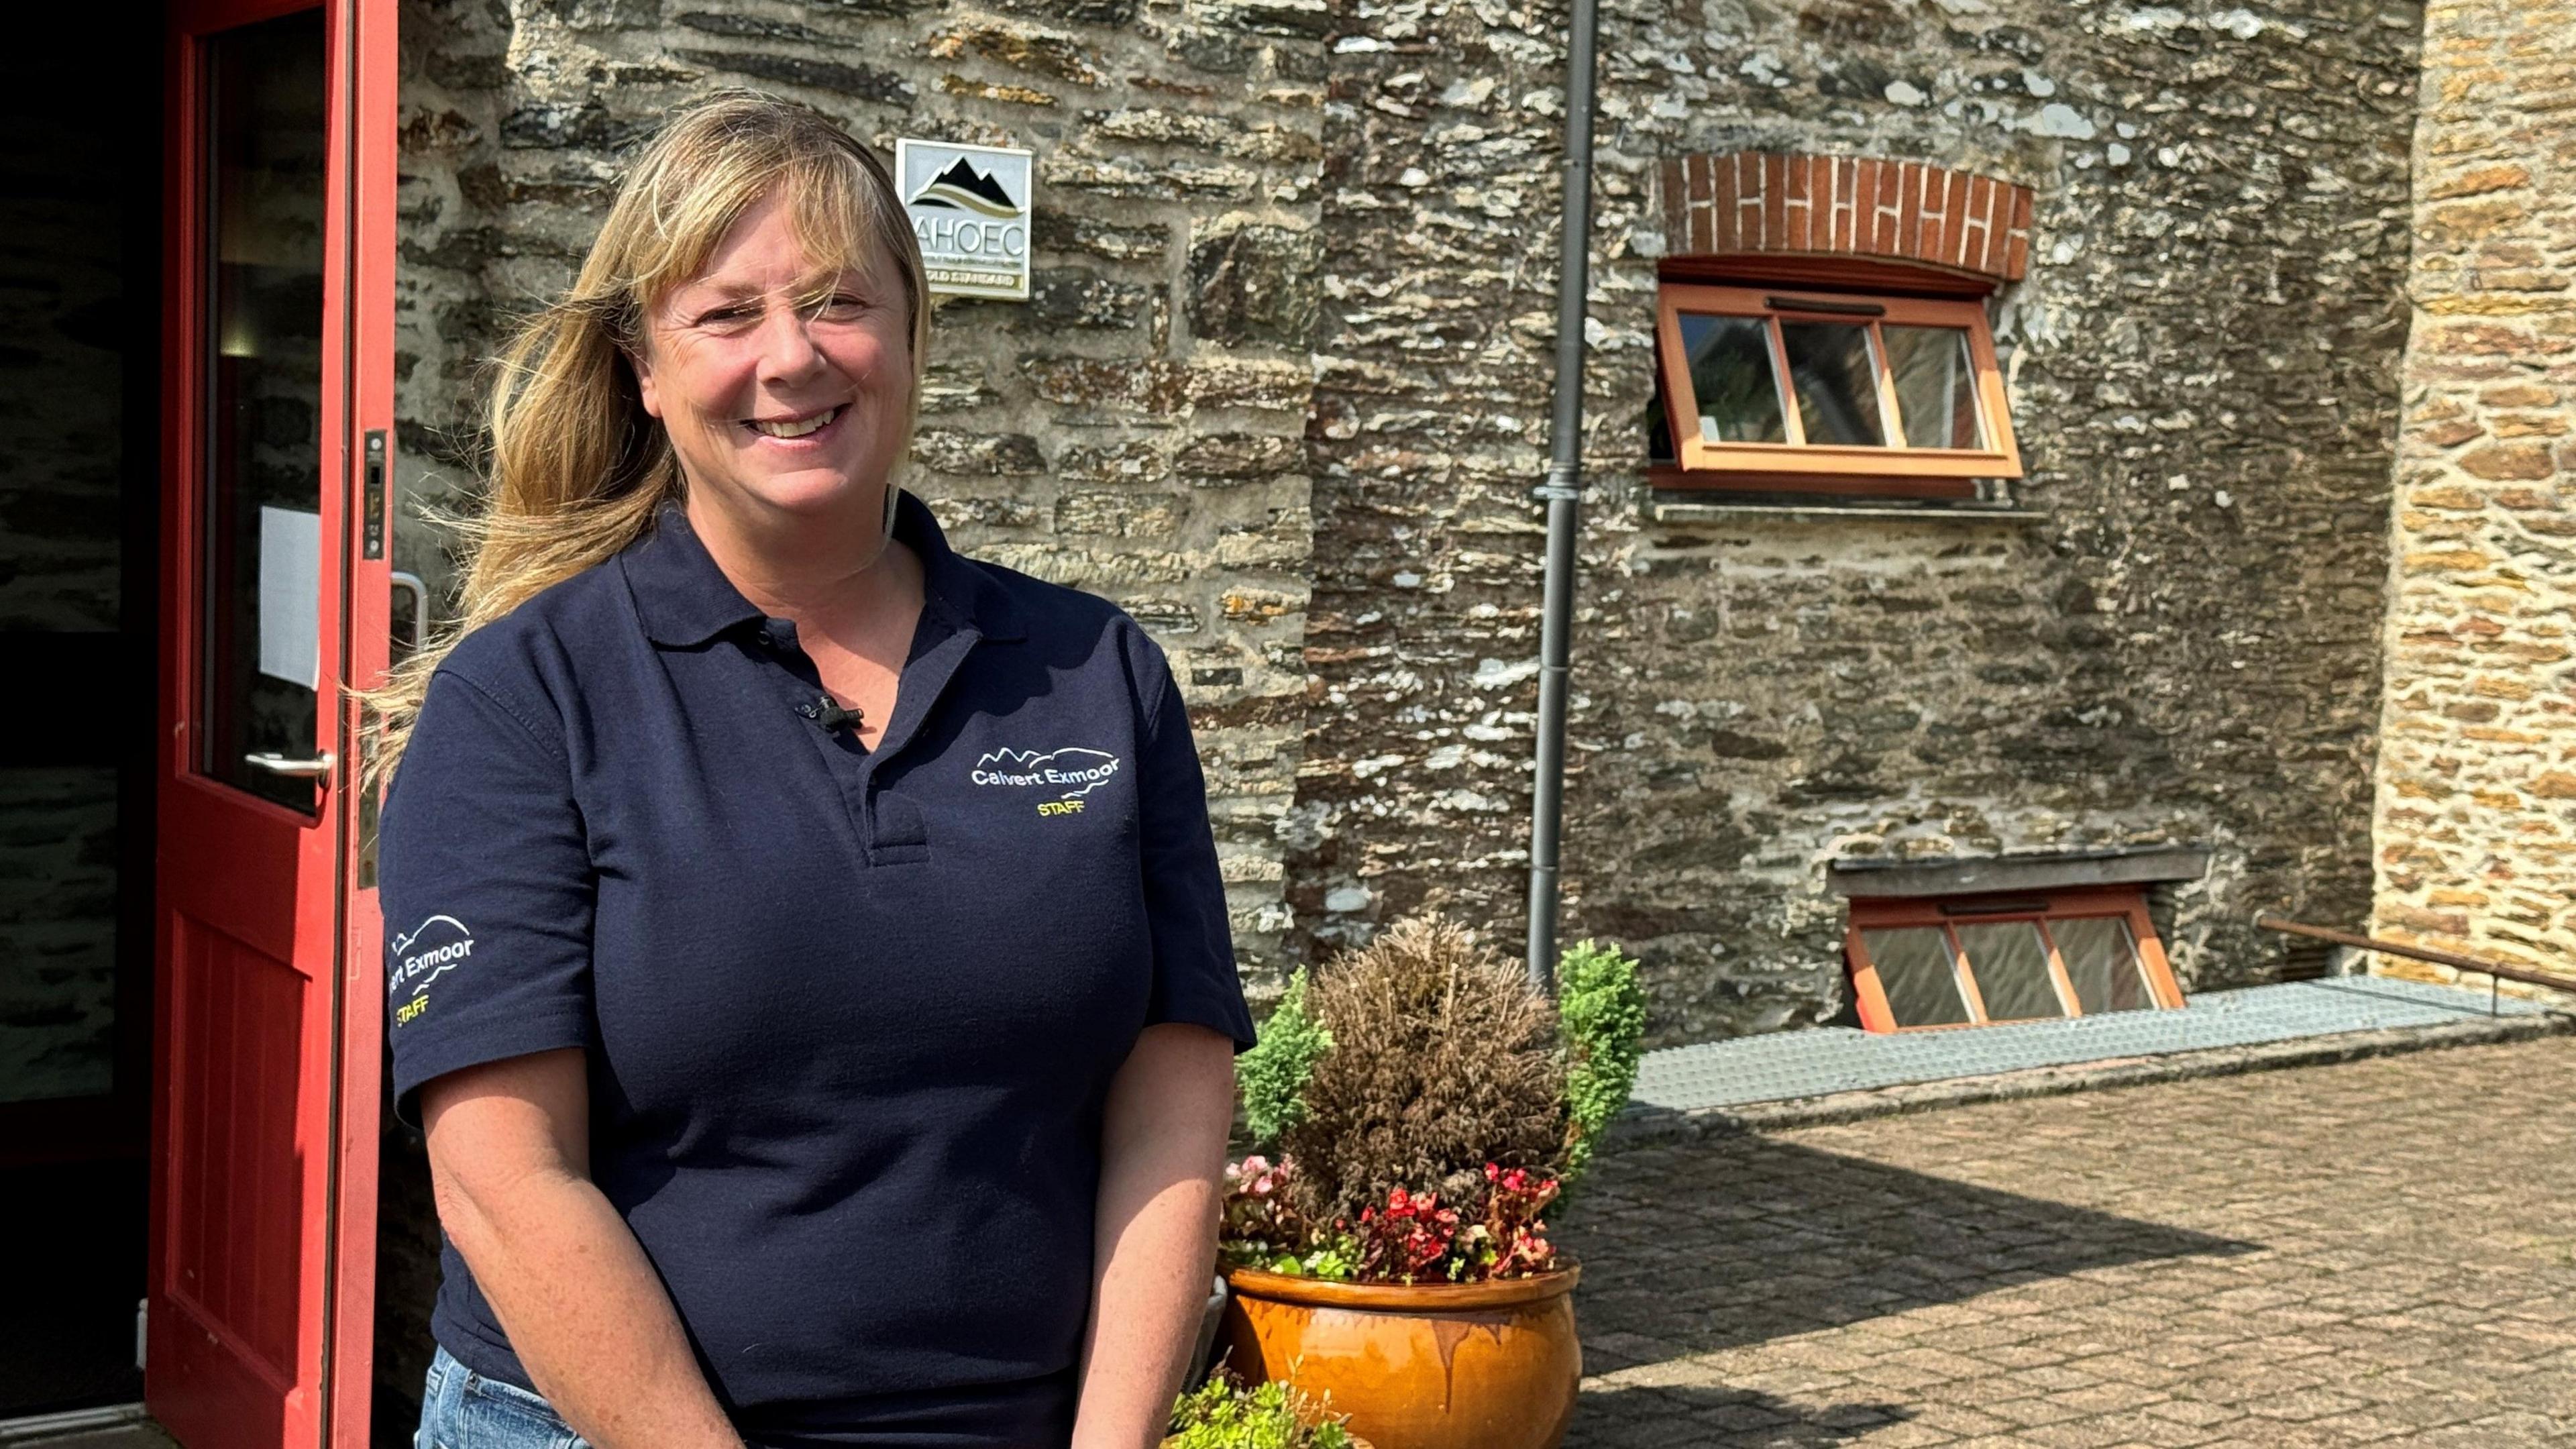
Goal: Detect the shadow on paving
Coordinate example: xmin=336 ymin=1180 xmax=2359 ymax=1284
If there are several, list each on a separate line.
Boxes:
xmin=1566 ymin=1385 xmax=1917 ymax=1448
xmin=1558 ymin=1135 xmax=2256 ymax=1372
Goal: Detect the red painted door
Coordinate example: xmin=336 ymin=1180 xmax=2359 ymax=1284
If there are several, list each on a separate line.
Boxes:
xmin=149 ymin=1 xmax=394 ymax=1445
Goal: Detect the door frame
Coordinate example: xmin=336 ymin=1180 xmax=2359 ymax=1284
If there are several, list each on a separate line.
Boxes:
xmin=148 ymin=0 xmax=394 ymax=1441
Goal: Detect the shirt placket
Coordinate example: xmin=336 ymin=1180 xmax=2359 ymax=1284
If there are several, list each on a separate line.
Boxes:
xmin=751 ymin=606 xmax=983 ymax=864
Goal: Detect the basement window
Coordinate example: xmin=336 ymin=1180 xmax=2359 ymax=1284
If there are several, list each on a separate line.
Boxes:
xmin=1651 ymin=282 xmax=2022 ymax=500
xmin=1843 ymin=887 xmax=2184 ymax=1032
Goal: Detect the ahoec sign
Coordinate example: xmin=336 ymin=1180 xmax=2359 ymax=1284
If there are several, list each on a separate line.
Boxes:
xmin=895 ymin=138 xmax=1034 ymax=303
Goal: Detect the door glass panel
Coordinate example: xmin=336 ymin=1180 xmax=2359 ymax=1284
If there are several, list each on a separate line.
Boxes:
xmin=1676 ymin=314 xmax=1788 ymax=444
xmin=1956 ymin=921 xmax=2068 ymax=1021
xmin=1883 ymin=325 xmax=1984 ymax=450
xmin=1779 ymin=321 xmax=1886 ymax=446
xmin=2052 ymin=916 xmax=2153 ymax=1014
xmin=197 ymin=11 xmax=327 ymax=814
xmin=1860 ymin=927 xmax=1970 ymax=1028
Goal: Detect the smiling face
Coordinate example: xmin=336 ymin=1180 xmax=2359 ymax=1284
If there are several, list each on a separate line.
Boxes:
xmin=631 ymin=186 xmax=915 ymax=543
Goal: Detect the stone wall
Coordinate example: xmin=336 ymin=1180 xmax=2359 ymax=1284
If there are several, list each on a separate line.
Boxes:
xmin=2370 ymin=0 xmax=2576 ymax=976
xmin=0 ymin=48 xmax=135 ymax=1107
xmin=0 ymin=769 xmax=120 ymax=1104
xmin=0 ymin=68 xmax=126 ymax=635
xmin=382 ymin=5 xmax=2438 ymax=1058
xmin=386 ymin=0 xmax=2431 ymax=1057
xmin=1298 ymin=0 xmax=2422 ymax=1040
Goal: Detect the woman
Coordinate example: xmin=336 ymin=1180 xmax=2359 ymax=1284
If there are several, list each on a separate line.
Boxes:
xmin=376 ymin=94 xmax=1252 ymax=1449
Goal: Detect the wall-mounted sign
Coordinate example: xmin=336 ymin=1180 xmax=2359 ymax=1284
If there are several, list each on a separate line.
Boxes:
xmin=895 ymin=139 xmax=1034 ymax=302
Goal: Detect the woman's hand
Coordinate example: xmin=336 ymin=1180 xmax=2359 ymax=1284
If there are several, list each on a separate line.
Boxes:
xmin=423 ymin=1049 xmax=745 ymax=1449
xmin=1071 ymin=1023 xmax=1238 ymax=1449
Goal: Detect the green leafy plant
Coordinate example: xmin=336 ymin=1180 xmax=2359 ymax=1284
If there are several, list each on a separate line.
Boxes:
xmin=1556 ymin=938 xmax=1647 ymax=1187
xmin=1238 ymin=968 xmax=1332 ymax=1145
xmin=1166 ymin=1371 xmax=1354 ymax=1449
xmin=1224 ymin=1238 xmax=1361 ymax=1283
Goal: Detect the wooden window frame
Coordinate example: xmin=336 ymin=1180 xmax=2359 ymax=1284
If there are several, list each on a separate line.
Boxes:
xmin=1843 ymin=885 xmax=2185 ymax=1034
xmin=1653 ymin=282 xmax=2023 ymax=498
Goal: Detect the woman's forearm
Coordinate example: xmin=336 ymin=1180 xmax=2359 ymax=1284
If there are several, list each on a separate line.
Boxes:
xmin=424 ymin=1051 xmax=741 ymax=1449
xmin=1072 ymin=1024 xmax=1237 ymax=1449
xmin=437 ymin=1161 xmax=743 ymax=1449
xmin=1073 ymin=1164 xmax=1222 ymax=1448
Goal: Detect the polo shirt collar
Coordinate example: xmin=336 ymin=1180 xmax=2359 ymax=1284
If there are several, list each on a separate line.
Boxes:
xmin=896 ymin=489 xmax=1024 ymax=643
xmin=620 ymin=504 xmax=761 ymax=647
xmin=620 ymin=492 xmax=1022 ymax=648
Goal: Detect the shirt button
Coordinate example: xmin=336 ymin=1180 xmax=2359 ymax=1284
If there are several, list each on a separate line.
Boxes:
xmin=760 ymin=618 xmax=798 ymax=653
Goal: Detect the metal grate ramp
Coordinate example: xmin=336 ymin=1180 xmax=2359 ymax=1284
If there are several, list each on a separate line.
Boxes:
xmin=1631 ymin=975 xmax=2559 ymax=1115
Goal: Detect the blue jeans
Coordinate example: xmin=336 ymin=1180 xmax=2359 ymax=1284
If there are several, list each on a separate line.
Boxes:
xmin=417 ymin=1345 xmax=593 ymax=1449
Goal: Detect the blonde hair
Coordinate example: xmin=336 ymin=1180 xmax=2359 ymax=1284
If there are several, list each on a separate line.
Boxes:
xmin=370 ymin=91 xmax=929 ymax=784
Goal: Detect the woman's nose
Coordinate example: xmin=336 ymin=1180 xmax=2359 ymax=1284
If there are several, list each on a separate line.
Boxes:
xmin=752 ymin=301 xmax=826 ymax=380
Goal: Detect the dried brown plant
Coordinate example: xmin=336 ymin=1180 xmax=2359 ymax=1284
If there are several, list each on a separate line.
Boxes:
xmin=1279 ymin=916 xmax=1569 ymax=1226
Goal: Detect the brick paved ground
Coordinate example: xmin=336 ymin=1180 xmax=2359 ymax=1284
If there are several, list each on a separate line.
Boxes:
xmin=1557 ymin=1036 xmax=2576 ymax=1448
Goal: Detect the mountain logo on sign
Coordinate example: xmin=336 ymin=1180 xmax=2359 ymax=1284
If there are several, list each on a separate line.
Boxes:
xmin=910 ymin=157 xmax=1018 ymax=218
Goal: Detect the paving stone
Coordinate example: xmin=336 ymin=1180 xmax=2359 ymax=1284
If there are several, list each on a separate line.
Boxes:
xmin=1558 ymin=1039 xmax=2576 ymax=1448
xmin=2010 ymin=1421 xmax=2135 ymax=1449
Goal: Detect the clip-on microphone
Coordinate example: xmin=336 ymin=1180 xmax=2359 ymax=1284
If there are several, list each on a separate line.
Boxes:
xmin=796 ymin=693 xmax=867 ymax=735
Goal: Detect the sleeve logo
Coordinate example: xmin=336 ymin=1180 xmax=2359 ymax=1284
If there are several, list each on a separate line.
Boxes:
xmin=387 ymin=915 xmax=476 ymax=1026
xmin=971 ymin=745 xmax=1122 ymax=815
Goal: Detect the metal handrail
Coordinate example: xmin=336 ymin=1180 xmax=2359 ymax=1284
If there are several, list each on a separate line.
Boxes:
xmin=2256 ymin=914 xmax=2576 ymax=1008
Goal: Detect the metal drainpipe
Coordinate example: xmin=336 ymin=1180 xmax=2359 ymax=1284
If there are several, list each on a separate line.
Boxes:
xmin=1524 ymin=0 xmax=1603 ymax=992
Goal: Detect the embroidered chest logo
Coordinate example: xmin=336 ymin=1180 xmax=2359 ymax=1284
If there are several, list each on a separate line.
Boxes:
xmin=971 ymin=746 xmax=1123 ymax=816
xmin=387 ymin=915 xmax=476 ymax=1026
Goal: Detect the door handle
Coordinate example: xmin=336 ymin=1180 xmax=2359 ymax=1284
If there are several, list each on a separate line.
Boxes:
xmin=246 ymin=751 xmax=337 ymax=778
xmin=391 ymin=570 xmax=427 ymax=657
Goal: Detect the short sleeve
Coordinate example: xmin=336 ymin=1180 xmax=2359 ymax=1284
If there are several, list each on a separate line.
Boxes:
xmin=1131 ymin=643 xmax=1258 ymax=1051
xmin=380 ymin=667 xmax=598 ymax=1125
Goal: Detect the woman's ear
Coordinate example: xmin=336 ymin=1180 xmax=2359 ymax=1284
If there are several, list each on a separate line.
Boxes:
xmin=626 ymin=343 xmax=664 ymax=420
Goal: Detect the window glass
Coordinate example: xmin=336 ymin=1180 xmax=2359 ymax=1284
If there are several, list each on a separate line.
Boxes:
xmin=1883 ymin=325 xmax=1984 ymax=450
xmin=1779 ymin=321 xmax=1886 ymax=446
xmin=1955 ymin=921 xmax=2067 ymax=1021
xmin=1861 ymin=927 xmax=1970 ymax=1028
xmin=1676 ymin=313 xmax=1788 ymax=445
xmin=199 ymin=11 xmax=327 ymax=814
xmin=2051 ymin=916 xmax=2152 ymax=1014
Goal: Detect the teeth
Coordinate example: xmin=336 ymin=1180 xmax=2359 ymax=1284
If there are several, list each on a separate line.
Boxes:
xmin=751 ymin=407 xmax=838 ymax=439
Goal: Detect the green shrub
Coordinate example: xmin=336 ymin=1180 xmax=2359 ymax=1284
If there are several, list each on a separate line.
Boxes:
xmin=1556 ymin=938 xmax=1647 ymax=1187
xmin=1167 ymin=1371 xmax=1353 ymax=1449
xmin=1238 ymin=968 xmax=1332 ymax=1146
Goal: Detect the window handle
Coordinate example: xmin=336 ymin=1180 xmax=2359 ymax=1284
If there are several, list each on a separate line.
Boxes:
xmin=245 ymin=751 xmax=337 ymax=779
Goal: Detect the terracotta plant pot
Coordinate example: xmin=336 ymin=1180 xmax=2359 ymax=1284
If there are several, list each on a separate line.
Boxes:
xmin=1220 ymin=1265 xmax=1582 ymax=1449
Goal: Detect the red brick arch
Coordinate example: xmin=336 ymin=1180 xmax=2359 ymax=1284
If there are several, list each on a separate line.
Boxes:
xmin=1660 ymin=152 xmax=2036 ymax=286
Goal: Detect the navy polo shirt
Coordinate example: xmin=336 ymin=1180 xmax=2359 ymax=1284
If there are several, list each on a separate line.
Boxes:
xmin=380 ymin=494 xmax=1255 ymax=1446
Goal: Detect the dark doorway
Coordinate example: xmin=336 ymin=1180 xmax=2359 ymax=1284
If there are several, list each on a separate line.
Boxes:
xmin=0 ymin=3 xmax=166 ymax=1419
